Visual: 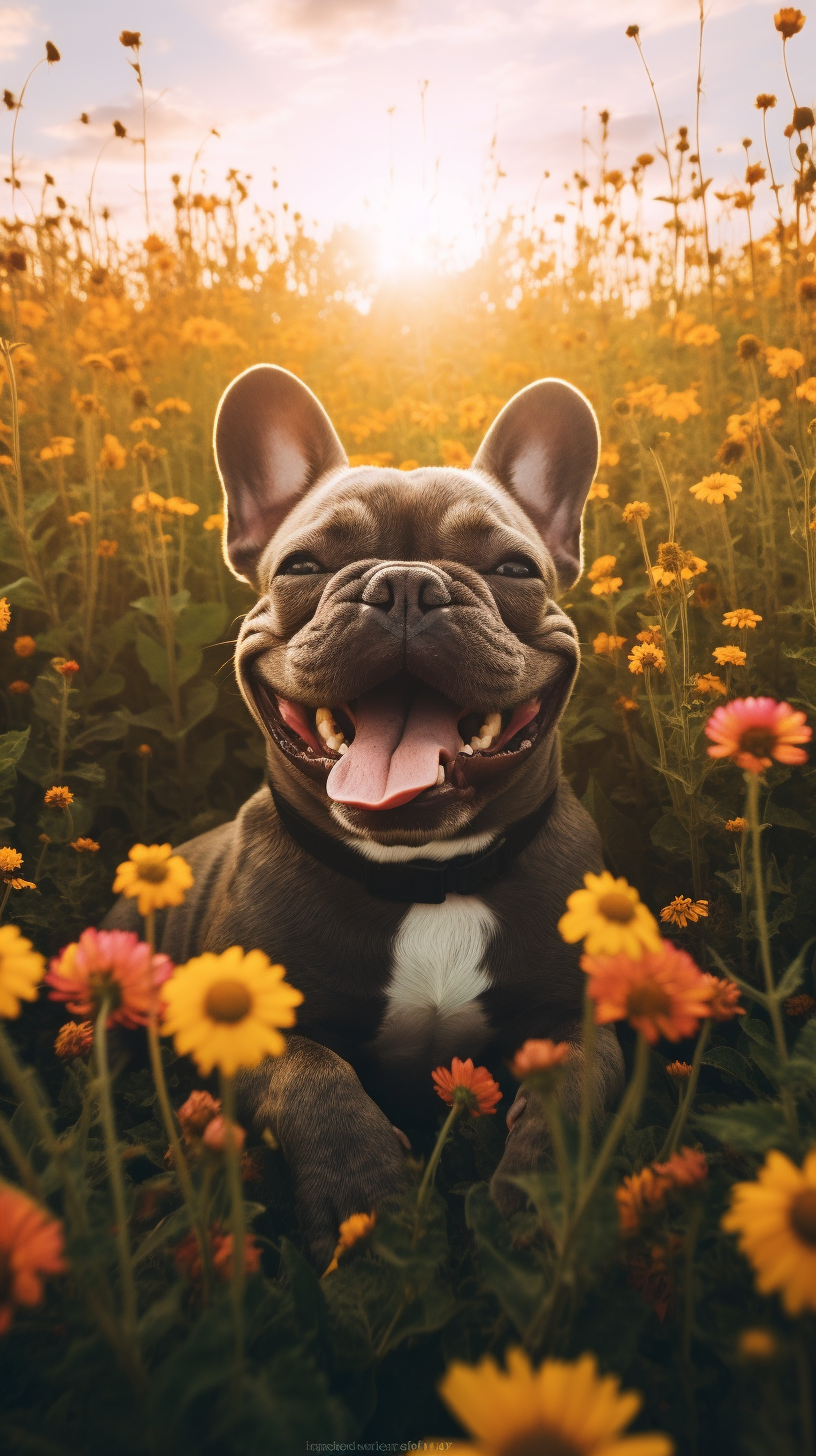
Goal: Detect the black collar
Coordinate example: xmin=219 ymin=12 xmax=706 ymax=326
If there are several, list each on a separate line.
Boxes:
xmin=270 ymin=785 xmax=557 ymax=905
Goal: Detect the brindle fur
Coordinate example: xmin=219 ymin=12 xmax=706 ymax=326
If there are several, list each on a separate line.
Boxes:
xmin=106 ymin=366 xmax=624 ymax=1269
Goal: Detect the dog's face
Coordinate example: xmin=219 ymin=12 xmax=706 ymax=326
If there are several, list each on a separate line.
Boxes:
xmin=215 ymin=366 xmax=599 ymax=844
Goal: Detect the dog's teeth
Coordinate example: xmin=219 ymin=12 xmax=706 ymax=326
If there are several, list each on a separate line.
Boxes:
xmin=315 ymin=708 xmax=332 ymax=726
xmin=461 ymin=744 xmax=474 ymax=756
xmin=326 ymin=733 xmax=345 ymax=752
xmin=317 ymin=720 xmax=333 ymax=742
xmin=436 ymin=763 xmax=445 ymax=786
xmin=338 ymin=743 xmax=348 ymax=755
xmin=520 ymin=739 xmax=532 ymax=750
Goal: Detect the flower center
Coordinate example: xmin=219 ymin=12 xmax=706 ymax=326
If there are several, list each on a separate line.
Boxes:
xmin=500 ymin=1427 xmax=582 ymax=1456
xmin=597 ymin=891 xmax=635 ymax=923
xmin=627 ymin=981 xmax=672 ymax=1018
xmin=137 ymin=860 xmax=170 ymax=883
xmin=204 ymin=979 xmax=252 ymax=1023
xmin=90 ymin=971 xmax=122 ymax=1013
xmin=739 ymin=727 xmax=775 ymax=759
xmin=789 ymin=1188 xmax=816 ymax=1246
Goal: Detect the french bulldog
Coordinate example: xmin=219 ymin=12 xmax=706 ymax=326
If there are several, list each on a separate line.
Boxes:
xmin=108 ymin=364 xmax=624 ymax=1270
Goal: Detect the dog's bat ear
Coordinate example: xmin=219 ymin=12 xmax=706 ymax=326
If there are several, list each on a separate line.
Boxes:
xmin=471 ymin=378 xmax=600 ymax=592
xmin=214 ymin=364 xmax=347 ymax=583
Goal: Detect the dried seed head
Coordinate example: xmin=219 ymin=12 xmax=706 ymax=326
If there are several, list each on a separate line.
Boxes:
xmin=119 ymin=30 xmax=141 ymax=48
xmin=756 ymin=93 xmax=777 ymax=110
xmin=736 ymin=333 xmax=763 ymax=361
xmin=113 ymin=120 xmax=127 ymax=138
xmin=45 ymin=41 xmax=60 ymax=63
xmin=794 ymin=105 xmax=815 ymax=132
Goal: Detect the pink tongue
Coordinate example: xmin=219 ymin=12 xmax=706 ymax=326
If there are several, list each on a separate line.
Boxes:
xmin=327 ymin=682 xmax=463 ymax=810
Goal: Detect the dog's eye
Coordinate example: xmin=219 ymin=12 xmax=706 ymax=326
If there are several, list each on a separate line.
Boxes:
xmin=278 ymin=555 xmax=325 ymax=576
xmin=493 ymin=560 xmax=536 ymax=579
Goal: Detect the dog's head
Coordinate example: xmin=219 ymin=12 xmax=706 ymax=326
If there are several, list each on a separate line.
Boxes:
xmin=216 ymin=365 xmax=598 ymax=845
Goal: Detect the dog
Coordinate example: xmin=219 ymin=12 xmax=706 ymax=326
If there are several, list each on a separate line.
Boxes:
xmin=107 ymin=364 xmax=624 ymax=1269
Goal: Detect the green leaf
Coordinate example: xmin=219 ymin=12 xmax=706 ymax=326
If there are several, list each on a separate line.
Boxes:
xmin=131 ymin=589 xmax=191 ymax=618
xmin=179 ymin=679 xmax=218 ymax=735
xmin=764 ymin=802 xmax=815 ymax=833
xmin=581 ymin=776 xmax=646 ymax=885
xmin=650 ymin=811 xmax=690 ymax=856
xmin=176 ymin=600 xmax=230 ymax=650
xmin=0 ymin=726 xmax=30 ymax=775
xmin=465 ymin=1182 xmax=546 ymax=1334
xmin=696 ymin=1101 xmax=794 ymax=1152
xmin=85 ymin=671 xmax=126 ymax=704
xmin=71 ymin=716 xmax=128 ymax=749
xmin=774 ymin=939 xmax=816 ymax=1002
xmin=783 ymin=643 xmax=816 ymax=666
xmin=116 ymin=704 xmax=176 ymax=739
xmin=0 ymin=575 xmax=44 ymax=608
xmin=702 ymin=1045 xmax=764 ymax=1094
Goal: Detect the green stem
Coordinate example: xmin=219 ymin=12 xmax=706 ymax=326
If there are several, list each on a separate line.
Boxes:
xmin=657 ymin=1020 xmax=712 ymax=1160
xmin=414 ymin=1101 xmax=462 ymax=1240
xmin=798 ymin=1328 xmax=815 ymax=1456
xmin=745 ymin=773 xmax=799 ymax=1143
xmin=221 ymin=1074 xmax=246 ymax=1375
xmin=0 ymin=883 xmax=12 ymax=924
xmin=525 ymin=1035 xmax=651 ymax=1353
xmin=0 ymin=1105 xmax=46 ymax=1199
xmin=57 ymin=676 xmax=69 ymax=775
xmin=542 ymin=1091 xmax=571 ymax=1221
xmin=94 ymin=999 xmax=138 ymax=1333
xmin=578 ymin=987 xmax=596 ymax=1189
xmin=144 ymin=910 xmax=212 ymax=1299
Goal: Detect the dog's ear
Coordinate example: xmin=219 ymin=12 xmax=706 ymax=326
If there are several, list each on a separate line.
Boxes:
xmin=472 ymin=378 xmax=600 ymax=591
xmin=214 ymin=364 xmax=347 ymax=583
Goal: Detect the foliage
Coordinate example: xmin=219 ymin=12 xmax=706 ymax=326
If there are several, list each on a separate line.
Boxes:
xmin=2 ymin=13 xmax=816 ymax=1456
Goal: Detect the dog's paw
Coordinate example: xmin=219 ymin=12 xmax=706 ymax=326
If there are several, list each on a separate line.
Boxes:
xmin=489 ymin=1088 xmax=552 ymax=1220
xmin=287 ymin=1093 xmax=411 ymax=1271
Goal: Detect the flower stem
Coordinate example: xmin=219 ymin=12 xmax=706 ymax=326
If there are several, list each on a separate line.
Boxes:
xmin=657 ymin=1020 xmax=711 ymax=1161
xmin=144 ymin=909 xmax=213 ymax=1299
xmin=798 ymin=1328 xmax=815 ymax=1456
xmin=577 ymin=986 xmax=596 ymax=1189
xmin=0 ymin=1105 xmax=46 ymax=1199
xmin=745 ymin=772 xmax=799 ymax=1143
xmin=543 ymin=1091 xmax=571 ymax=1220
xmin=221 ymin=1073 xmax=246 ymax=1375
xmin=94 ymin=999 xmax=138 ymax=1332
xmin=414 ymin=1101 xmax=462 ymax=1240
xmin=0 ymin=883 xmax=12 ymax=924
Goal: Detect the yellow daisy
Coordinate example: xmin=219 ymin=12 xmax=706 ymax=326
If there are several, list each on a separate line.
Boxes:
xmin=660 ymin=897 xmax=708 ymax=928
xmin=722 ymin=608 xmax=762 ymax=630
xmin=113 ymin=843 xmax=194 ymax=916
xmin=558 ymin=871 xmax=661 ymax=958
xmin=712 ymin=645 xmax=746 ymax=668
xmin=439 ymin=1348 xmax=673 ymax=1456
xmin=722 ymin=1149 xmax=816 ymax=1315
xmin=161 ymin=946 xmax=303 ymax=1076
xmin=689 ymin=473 xmax=742 ymax=505
xmin=0 ymin=924 xmax=46 ymax=1019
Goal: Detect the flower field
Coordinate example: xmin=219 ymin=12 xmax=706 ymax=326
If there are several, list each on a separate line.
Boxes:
xmin=3 ymin=13 xmax=816 ymax=1455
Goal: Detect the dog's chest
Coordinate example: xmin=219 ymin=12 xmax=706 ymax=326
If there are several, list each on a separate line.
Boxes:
xmin=371 ymin=894 xmax=496 ymax=1069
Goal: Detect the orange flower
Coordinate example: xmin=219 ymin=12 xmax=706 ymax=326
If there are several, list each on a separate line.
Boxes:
xmin=323 ymin=1211 xmax=376 ymax=1275
xmin=8 ymin=680 xmax=30 ymax=695
xmin=509 ymin=1039 xmax=570 ymax=1080
xmin=432 ymin=1056 xmax=502 ymax=1116
xmin=175 ymin=1227 xmax=261 ymax=1284
xmin=0 ymin=1184 xmax=66 ymax=1333
xmin=55 ymin=659 xmax=79 ymax=678
xmin=44 ymin=786 xmax=73 ymax=809
xmin=177 ymin=1089 xmax=221 ymax=1140
xmin=666 ymin=1060 xmax=692 ymax=1080
xmin=705 ymin=696 xmax=811 ymax=773
xmin=700 ymin=974 xmax=745 ymax=1021
xmin=13 ymin=636 xmax=36 ymax=658
xmin=202 ymin=1115 xmax=246 ymax=1154
xmin=693 ymin=673 xmax=727 ymax=698
xmin=593 ymin=632 xmax=626 ymax=656
xmin=660 ymin=896 xmax=708 ymax=928
xmin=54 ymin=1021 xmax=93 ymax=1059
xmin=617 ymin=1166 xmax=670 ymax=1233
xmin=582 ymin=942 xmax=711 ymax=1043
xmin=775 ymin=10 xmax=806 ymax=41
xmin=713 ymin=645 xmax=746 ymax=668
xmin=70 ymin=838 xmax=99 ymax=853
xmin=628 ymin=643 xmax=666 ymax=675
xmin=784 ymin=993 xmax=816 ymax=1017
xmin=725 ymin=817 xmax=748 ymax=832
xmin=653 ymin=1147 xmax=708 ymax=1190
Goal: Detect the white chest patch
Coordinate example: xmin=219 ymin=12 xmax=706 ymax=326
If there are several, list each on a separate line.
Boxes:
xmin=372 ymin=894 xmax=497 ymax=1067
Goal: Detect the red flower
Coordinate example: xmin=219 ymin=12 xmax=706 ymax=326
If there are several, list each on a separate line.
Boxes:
xmin=653 ymin=1147 xmax=708 ymax=1190
xmin=705 ymin=696 xmax=810 ymax=774
xmin=174 ymin=1227 xmax=261 ymax=1284
xmin=177 ymin=1090 xmax=221 ymax=1141
xmin=431 ymin=1057 xmax=502 ymax=1116
xmin=509 ymin=1039 xmax=571 ymax=1080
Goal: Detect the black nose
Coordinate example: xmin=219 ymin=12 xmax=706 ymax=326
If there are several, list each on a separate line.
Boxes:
xmin=361 ymin=563 xmax=451 ymax=638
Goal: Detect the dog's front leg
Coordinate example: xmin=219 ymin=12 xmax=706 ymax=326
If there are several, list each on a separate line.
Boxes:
xmin=490 ymin=1023 xmax=624 ymax=1218
xmin=236 ymin=1035 xmax=410 ymax=1270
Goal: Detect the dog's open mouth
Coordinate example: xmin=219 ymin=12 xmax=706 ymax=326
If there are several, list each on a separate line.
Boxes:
xmin=251 ymin=673 xmax=547 ymax=811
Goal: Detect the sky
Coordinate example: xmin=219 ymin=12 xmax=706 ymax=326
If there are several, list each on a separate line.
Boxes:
xmin=0 ymin=0 xmax=813 ymax=271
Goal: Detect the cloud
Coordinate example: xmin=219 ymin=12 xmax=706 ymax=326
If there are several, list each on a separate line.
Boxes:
xmin=222 ymin=0 xmax=516 ymax=55
xmin=0 ymin=5 xmax=40 ymax=62
xmin=524 ymin=0 xmax=764 ymax=33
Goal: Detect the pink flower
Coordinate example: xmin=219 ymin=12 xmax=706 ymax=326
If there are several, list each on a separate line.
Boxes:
xmin=202 ymin=1115 xmax=246 ymax=1153
xmin=705 ymin=696 xmax=811 ymax=774
xmin=45 ymin=928 xmax=173 ymax=1029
